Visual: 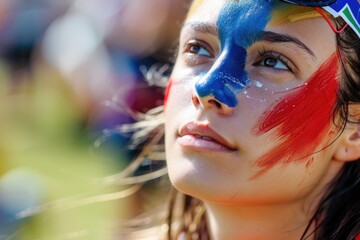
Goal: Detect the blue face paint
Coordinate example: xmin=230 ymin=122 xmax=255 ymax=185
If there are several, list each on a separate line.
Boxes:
xmin=195 ymin=0 xmax=273 ymax=108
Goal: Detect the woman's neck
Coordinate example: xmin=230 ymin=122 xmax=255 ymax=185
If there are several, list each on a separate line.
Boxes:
xmin=204 ymin=201 xmax=315 ymax=240
xmin=201 ymin=158 xmax=345 ymax=240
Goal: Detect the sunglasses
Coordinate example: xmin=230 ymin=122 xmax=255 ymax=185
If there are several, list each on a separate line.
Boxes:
xmin=280 ymin=0 xmax=349 ymax=34
xmin=280 ymin=0 xmax=336 ymax=7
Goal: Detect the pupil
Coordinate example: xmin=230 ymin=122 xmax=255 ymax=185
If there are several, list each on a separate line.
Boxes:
xmin=190 ymin=45 xmax=200 ymax=53
xmin=264 ymin=58 xmax=277 ymax=67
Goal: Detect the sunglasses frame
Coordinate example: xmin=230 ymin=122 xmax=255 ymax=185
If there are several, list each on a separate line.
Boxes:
xmin=280 ymin=0 xmax=337 ymax=7
xmin=315 ymin=7 xmax=349 ymax=33
xmin=280 ymin=1 xmax=350 ymax=34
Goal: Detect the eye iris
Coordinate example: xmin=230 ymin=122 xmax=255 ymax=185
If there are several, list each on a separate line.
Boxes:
xmin=190 ymin=45 xmax=201 ymax=54
xmin=264 ymin=58 xmax=277 ymax=67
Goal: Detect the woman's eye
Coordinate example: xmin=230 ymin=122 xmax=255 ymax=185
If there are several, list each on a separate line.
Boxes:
xmin=184 ymin=40 xmax=213 ymax=57
xmin=260 ymin=57 xmax=288 ymax=70
xmin=254 ymin=51 xmax=292 ymax=72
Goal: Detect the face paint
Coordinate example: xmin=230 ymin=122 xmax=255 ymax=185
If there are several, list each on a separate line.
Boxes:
xmin=252 ymin=53 xmax=339 ymax=178
xmin=195 ymin=0 xmax=273 ymax=108
xmin=187 ymin=0 xmax=206 ymax=19
xmin=164 ymin=78 xmax=173 ymax=107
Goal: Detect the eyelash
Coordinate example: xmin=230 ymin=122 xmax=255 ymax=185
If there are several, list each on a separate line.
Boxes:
xmin=254 ymin=48 xmax=293 ymax=72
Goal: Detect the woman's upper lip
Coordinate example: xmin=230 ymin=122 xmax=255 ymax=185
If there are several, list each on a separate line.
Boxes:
xmin=178 ymin=121 xmax=237 ymax=150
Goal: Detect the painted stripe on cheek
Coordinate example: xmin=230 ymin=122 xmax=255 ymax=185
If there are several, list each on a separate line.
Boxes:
xmin=253 ymin=53 xmax=339 ymax=178
xmin=164 ymin=78 xmax=173 ymax=108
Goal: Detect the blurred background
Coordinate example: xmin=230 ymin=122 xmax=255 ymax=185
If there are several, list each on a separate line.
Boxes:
xmin=0 ymin=0 xmax=190 ymax=239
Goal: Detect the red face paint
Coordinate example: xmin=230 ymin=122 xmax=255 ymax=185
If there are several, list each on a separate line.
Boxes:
xmin=164 ymin=78 xmax=173 ymax=107
xmin=253 ymin=53 xmax=339 ymax=178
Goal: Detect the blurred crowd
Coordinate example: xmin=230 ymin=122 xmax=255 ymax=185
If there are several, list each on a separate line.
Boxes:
xmin=0 ymin=0 xmax=190 ymax=239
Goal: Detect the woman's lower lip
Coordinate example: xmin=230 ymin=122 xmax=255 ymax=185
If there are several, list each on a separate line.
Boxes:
xmin=177 ymin=135 xmax=235 ymax=152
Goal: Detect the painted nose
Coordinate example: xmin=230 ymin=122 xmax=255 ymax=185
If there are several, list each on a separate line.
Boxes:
xmin=192 ymin=90 xmax=235 ymax=115
xmin=192 ymin=66 xmax=241 ymax=116
xmin=192 ymin=47 xmax=247 ymax=115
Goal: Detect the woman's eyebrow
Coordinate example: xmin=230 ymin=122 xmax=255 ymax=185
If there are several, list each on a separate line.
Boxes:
xmin=182 ymin=22 xmax=218 ymax=36
xmin=262 ymin=31 xmax=316 ymax=58
xmin=181 ymin=23 xmax=315 ymax=58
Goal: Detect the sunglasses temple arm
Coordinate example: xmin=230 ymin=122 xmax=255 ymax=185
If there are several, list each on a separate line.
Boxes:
xmin=315 ymin=7 xmax=348 ymax=34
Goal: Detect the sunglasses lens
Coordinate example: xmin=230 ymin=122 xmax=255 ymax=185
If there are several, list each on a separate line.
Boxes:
xmin=280 ymin=0 xmax=336 ymax=7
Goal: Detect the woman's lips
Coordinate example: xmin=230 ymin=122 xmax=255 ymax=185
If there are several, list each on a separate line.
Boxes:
xmin=177 ymin=122 xmax=237 ymax=152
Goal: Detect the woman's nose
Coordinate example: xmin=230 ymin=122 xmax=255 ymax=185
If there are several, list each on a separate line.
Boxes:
xmin=192 ymin=90 xmax=235 ymax=115
xmin=192 ymin=68 xmax=241 ymax=116
xmin=191 ymin=47 xmax=248 ymax=115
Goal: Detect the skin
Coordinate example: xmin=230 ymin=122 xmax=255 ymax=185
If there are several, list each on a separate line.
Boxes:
xmin=164 ymin=0 xmax=352 ymax=239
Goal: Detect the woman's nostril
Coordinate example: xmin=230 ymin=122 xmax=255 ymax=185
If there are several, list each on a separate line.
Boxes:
xmin=209 ymin=99 xmax=222 ymax=108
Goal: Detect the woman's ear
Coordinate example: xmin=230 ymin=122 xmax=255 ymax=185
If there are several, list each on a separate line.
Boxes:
xmin=334 ymin=104 xmax=360 ymax=162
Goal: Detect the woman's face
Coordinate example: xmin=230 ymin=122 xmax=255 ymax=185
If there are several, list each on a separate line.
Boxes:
xmin=165 ymin=0 xmax=341 ymax=204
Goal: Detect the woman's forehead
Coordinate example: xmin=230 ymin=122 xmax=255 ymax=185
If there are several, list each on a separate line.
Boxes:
xmin=187 ymin=0 xmax=321 ymax=25
xmin=181 ymin=0 xmax=336 ymax=77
